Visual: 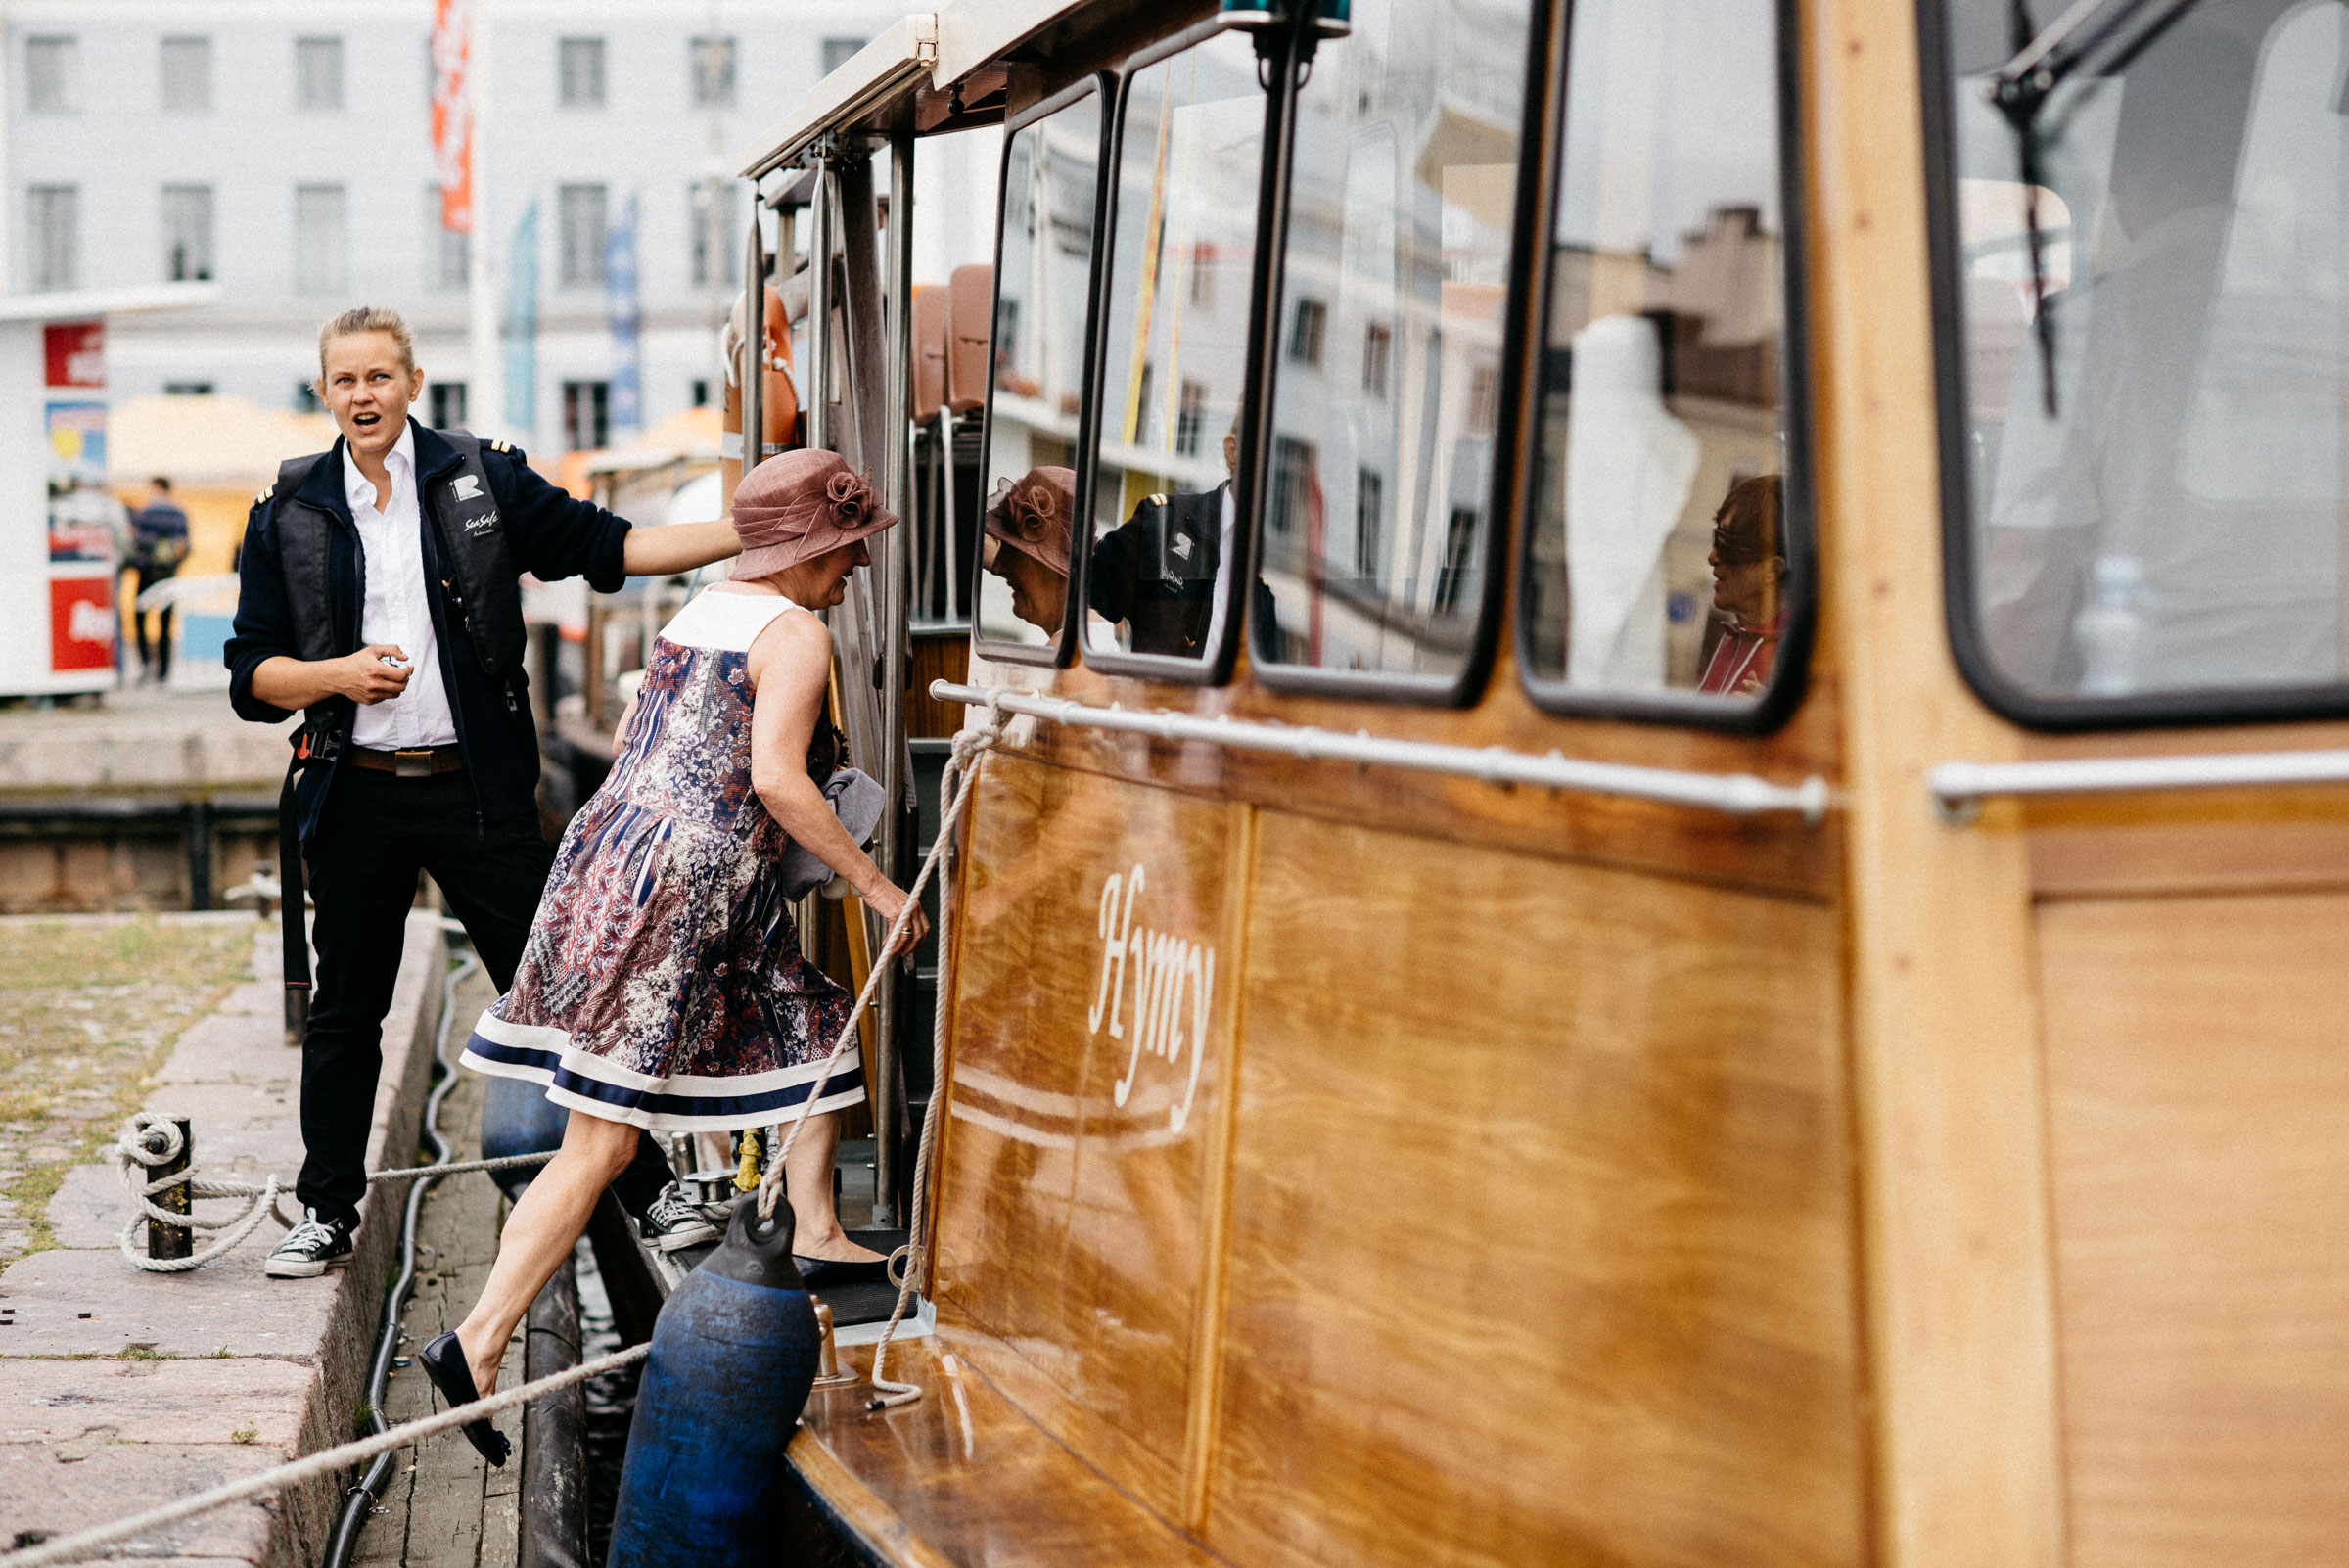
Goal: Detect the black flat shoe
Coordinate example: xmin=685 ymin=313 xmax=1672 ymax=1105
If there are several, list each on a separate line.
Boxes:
xmin=793 ymin=1253 xmax=891 ymax=1288
xmin=418 ymin=1331 xmax=511 ymax=1467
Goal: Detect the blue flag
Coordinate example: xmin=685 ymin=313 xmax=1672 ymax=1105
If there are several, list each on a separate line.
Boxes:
xmin=606 ymin=192 xmax=641 ymax=440
xmin=503 ymin=200 xmax=538 ymax=436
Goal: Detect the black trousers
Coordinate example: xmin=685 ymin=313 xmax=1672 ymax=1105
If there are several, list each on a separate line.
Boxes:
xmin=130 ymin=562 xmax=177 ymax=677
xmin=299 ymin=767 xmax=673 ymax=1228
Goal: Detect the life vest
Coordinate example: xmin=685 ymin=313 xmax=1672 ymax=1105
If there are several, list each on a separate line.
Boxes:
xmin=267 ymin=428 xmax=525 ymax=743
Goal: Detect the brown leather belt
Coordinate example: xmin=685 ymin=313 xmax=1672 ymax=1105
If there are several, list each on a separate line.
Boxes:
xmin=346 ymin=744 xmax=466 ymax=778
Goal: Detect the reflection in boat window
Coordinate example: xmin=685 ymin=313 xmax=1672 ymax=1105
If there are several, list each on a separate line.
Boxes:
xmin=1942 ymin=0 xmax=2349 ymax=709
xmin=1084 ymin=31 xmax=1266 ymax=667
xmin=1252 ymin=0 xmax=1536 ymax=686
xmin=1522 ymin=0 xmax=1795 ymax=706
xmin=979 ymin=85 xmax=1102 ymax=652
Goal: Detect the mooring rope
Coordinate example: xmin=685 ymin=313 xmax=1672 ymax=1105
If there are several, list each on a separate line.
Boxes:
xmin=112 ymin=1121 xmax=559 ymax=1274
xmin=754 ymin=698 xmax=1005 ymax=1410
xmin=0 ymin=1339 xmax=652 ymax=1568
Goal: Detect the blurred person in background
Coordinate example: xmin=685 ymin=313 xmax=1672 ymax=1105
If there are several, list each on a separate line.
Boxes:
xmin=129 ymin=476 xmax=189 ymax=683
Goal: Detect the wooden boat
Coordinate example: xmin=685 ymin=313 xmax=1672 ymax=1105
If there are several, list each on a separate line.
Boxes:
xmin=714 ymin=1 xmax=2349 ymax=1562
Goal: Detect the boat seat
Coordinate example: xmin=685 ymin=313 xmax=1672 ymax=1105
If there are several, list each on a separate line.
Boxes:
xmin=782 ymin=1337 xmax=1222 ymax=1567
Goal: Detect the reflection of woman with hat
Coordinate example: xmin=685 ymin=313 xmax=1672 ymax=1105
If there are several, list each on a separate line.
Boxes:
xmin=419 ymin=449 xmax=928 ymax=1464
xmin=982 ymin=466 xmax=1075 ymax=637
xmin=1697 ymin=474 xmax=1787 ymax=696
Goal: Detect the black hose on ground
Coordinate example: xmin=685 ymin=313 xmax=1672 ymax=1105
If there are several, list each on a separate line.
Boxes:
xmin=322 ymin=945 xmax=480 ymax=1568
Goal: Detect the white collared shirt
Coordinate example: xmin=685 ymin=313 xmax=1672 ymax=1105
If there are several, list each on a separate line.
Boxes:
xmin=345 ymin=422 xmax=460 ymax=750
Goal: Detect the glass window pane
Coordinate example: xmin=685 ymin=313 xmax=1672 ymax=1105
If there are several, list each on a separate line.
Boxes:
xmin=161 ymin=37 xmax=209 ymax=115
xmin=297 ymin=37 xmax=343 ymax=113
xmin=27 ymin=37 xmax=77 ymax=115
xmin=1942 ymin=1 xmax=2349 ymax=707
xmin=1521 ymin=0 xmax=1793 ymax=706
xmin=1254 ymin=0 xmax=1535 ymax=685
xmin=976 ymin=85 xmax=1103 ymax=653
xmin=1079 ymin=31 xmax=1264 ymax=666
xmin=295 ymin=184 xmax=346 ymax=295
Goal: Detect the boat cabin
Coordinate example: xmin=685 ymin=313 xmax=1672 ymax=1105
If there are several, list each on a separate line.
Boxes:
xmin=719 ymin=0 xmax=2349 ymax=1562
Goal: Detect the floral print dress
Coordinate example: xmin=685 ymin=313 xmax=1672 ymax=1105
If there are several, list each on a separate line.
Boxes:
xmin=461 ymin=589 xmax=861 ymax=1130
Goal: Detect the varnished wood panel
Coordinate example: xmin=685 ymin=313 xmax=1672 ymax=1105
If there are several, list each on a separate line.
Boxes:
xmin=2024 ymin=788 xmax=2349 ymax=900
xmin=789 ymin=1341 xmax=1221 ymax=1567
xmin=2036 ymin=894 xmax=2349 ymax=1566
xmin=1205 ymin=811 xmax=1862 ymax=1568
xmin=931 ymin=752 xmax=1236 ymax=1517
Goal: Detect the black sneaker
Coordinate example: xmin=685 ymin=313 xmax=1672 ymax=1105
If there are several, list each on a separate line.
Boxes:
xmin=264 ymin=1208 xmax=354 ymax=1278
xmin=638 ymin=1183 xmax=719 ymax=1252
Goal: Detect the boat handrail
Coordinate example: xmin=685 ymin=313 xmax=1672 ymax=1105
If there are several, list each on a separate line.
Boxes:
xmin=932 ymin=681 xmax=1834 ymax=824
xmin=1928 ymin=749 xmax=2349 ymax=821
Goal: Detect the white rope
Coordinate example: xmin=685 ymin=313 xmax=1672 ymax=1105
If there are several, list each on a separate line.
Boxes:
xmin=112 ymin=1119 xmax=559 ymax=1274
xmin=112 ymin=1114 xmax=284 ymax=1273
xmin=0 ymin=1340 xmax=652 ymax=1568
xmin=754 ymin=699 xmax=1005 ymax=1225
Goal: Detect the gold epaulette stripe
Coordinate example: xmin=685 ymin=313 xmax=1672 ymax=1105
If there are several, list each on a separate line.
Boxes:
xmin=253 ymin=485 xmax=273 ymax=506
xmin=1148 ymin=493 xmax=1168 ymax=507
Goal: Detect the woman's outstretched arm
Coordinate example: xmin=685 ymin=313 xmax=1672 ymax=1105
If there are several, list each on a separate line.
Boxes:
xmin=745 ymin=609 xmax=930 ymax=956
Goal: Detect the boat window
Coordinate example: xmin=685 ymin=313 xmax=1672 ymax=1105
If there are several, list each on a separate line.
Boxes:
xmin=1250 ymin=0 xmax=1539 ymax=700
xmin=975 ymin=79 xmax=1105 ymax=662
xmin=1932 ymin=0 xmax=2349 ymax=724
xmin=1517 ymin=0 xmax=1808 ymax=724
xmin=1081 ymin=29 xmax=1267 ymax=675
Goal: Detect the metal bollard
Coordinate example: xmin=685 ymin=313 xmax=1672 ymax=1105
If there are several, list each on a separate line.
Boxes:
xmin=810 ymin=1297 xmax=857 ymax=1388
xmin=146 ymin=1116 xmax=194 ymax=1261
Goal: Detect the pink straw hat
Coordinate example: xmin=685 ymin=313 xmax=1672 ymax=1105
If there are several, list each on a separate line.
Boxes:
xmin=983 ymin=466 xmax=1076 ymax=579
xmin=728 ymin=448 xmax=898 ymax=580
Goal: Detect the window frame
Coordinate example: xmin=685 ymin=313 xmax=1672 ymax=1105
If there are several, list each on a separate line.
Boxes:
xmin=1915 ymin=0 xmax=2349 ymax=732
xmin=295 ymin=35 xmax=344 ymax=114
xmin=1510 ymin=0 xmax=1818 ymax=734
xmin=967 ymin=70 xmax=1118 ymax=669
xmin=1068 ymin=15 xmax=1285 ymax=686
xmin=1234 ymin=7 xmax=1543 ymax=707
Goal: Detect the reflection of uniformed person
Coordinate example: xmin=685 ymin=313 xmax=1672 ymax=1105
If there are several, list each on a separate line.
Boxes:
xmin=1089 ymin=423 xmax=1237 ymax=659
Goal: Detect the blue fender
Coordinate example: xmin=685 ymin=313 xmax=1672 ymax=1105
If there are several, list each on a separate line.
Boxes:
xmin=606 ymin=1194 xmax=820 ymax=1568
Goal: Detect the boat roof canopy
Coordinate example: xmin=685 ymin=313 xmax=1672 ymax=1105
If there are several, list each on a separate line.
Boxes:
xmin=738 ymin=0 xmax=1090 ymax=179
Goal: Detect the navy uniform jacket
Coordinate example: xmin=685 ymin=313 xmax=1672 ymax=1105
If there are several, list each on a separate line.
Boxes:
xmin=1090 ymin=483 xmax=1226 ymax=659
xmin=225 ymin=420 xmax=631 ymax=840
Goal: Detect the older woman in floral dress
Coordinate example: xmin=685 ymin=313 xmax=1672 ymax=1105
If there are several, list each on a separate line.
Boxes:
xmin=416 ymin=449 xmax=929 ymax=1464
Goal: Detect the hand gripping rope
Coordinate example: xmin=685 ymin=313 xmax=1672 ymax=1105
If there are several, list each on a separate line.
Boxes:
xmin=7 ymin=703 xmax=1008 ymax=1568
xmin=754 ymin=696 xmax=1006 ymax=1409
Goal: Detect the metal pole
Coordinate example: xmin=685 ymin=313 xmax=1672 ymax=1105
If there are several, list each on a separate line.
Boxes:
xmin=806 ymin=152 xmax=833 ymax=454
xmin=872 ymin=125 xmax=917 ymax=1226
xmin=742 ymin=196 xmax=764 ymax=475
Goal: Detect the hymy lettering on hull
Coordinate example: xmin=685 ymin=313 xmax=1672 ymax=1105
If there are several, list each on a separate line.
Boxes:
xmin=1085 ymin=864 xmax=1214 ymax=1136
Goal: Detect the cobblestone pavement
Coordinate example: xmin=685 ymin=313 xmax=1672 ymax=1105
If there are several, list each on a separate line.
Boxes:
xmin=0 ymin=912 xmax=257 ymax=1268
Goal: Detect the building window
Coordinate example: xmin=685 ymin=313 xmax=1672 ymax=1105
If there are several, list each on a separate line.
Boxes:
xmin=27 ymin=185 xmax=77 ymax=292
xmin=820 ymin=37 xmax=866 ymax=75
xmin=690 ymin=180 xmax=739 ymax=288
xmin=164 ymin=381 xmax=213 ymax=396
xmin=26 ymin=36 xmax=77 ymax=115
xmin=1174 ymin=380 xmax=1207 ymax=458
xmin=1189 ymin=245 xmax=1216 ymax=308
xmin=1361 ymin=322 xmax=1392 ymax=397
xmin=1355 ymin=469 xmax=1383 ymax=579
xmin=294 ymin=380 xmax=321 ymax=413
xmin=1433 ymin=506 xmax=1479 ymax=615
xmin=1268 ymin=436 xmax=1316 ymax=536
xmin=426 ymin=186 xmax=468 ymax=290
xmin=690 ymin=37 xmax=736 ymax=108
xmin=161 ymin=36 xmax=210 ymax=114
xmin=563 ymin=381 xmax=610 ymax=450
xmin=691 ymin=378 xmax=711 ymax=408
xmin=162 ymin=185 xmax=213 ymax=282
xmin=295 ymin=184 xmax=347 ymax=294
xmin=1467 ymin=361 xmax=1499 ymax=437
xmin=559 ymin=38 xmax=605 ymax=108
xmin=558 ymin=184 xmax=608 ymax=288
xmin=1286 ymin=298 xmax=1326 ymax=367
xmin=429 ymin=383 xmax=468 ymax=428
xmin=296 ymin=37 xmax=343 ymax=112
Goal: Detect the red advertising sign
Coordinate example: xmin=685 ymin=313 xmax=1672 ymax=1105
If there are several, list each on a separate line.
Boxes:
xmin=50 ymin=577 xmax=115 ymax=671
xmin=43 ymin=321 xmax=104 ymax=389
